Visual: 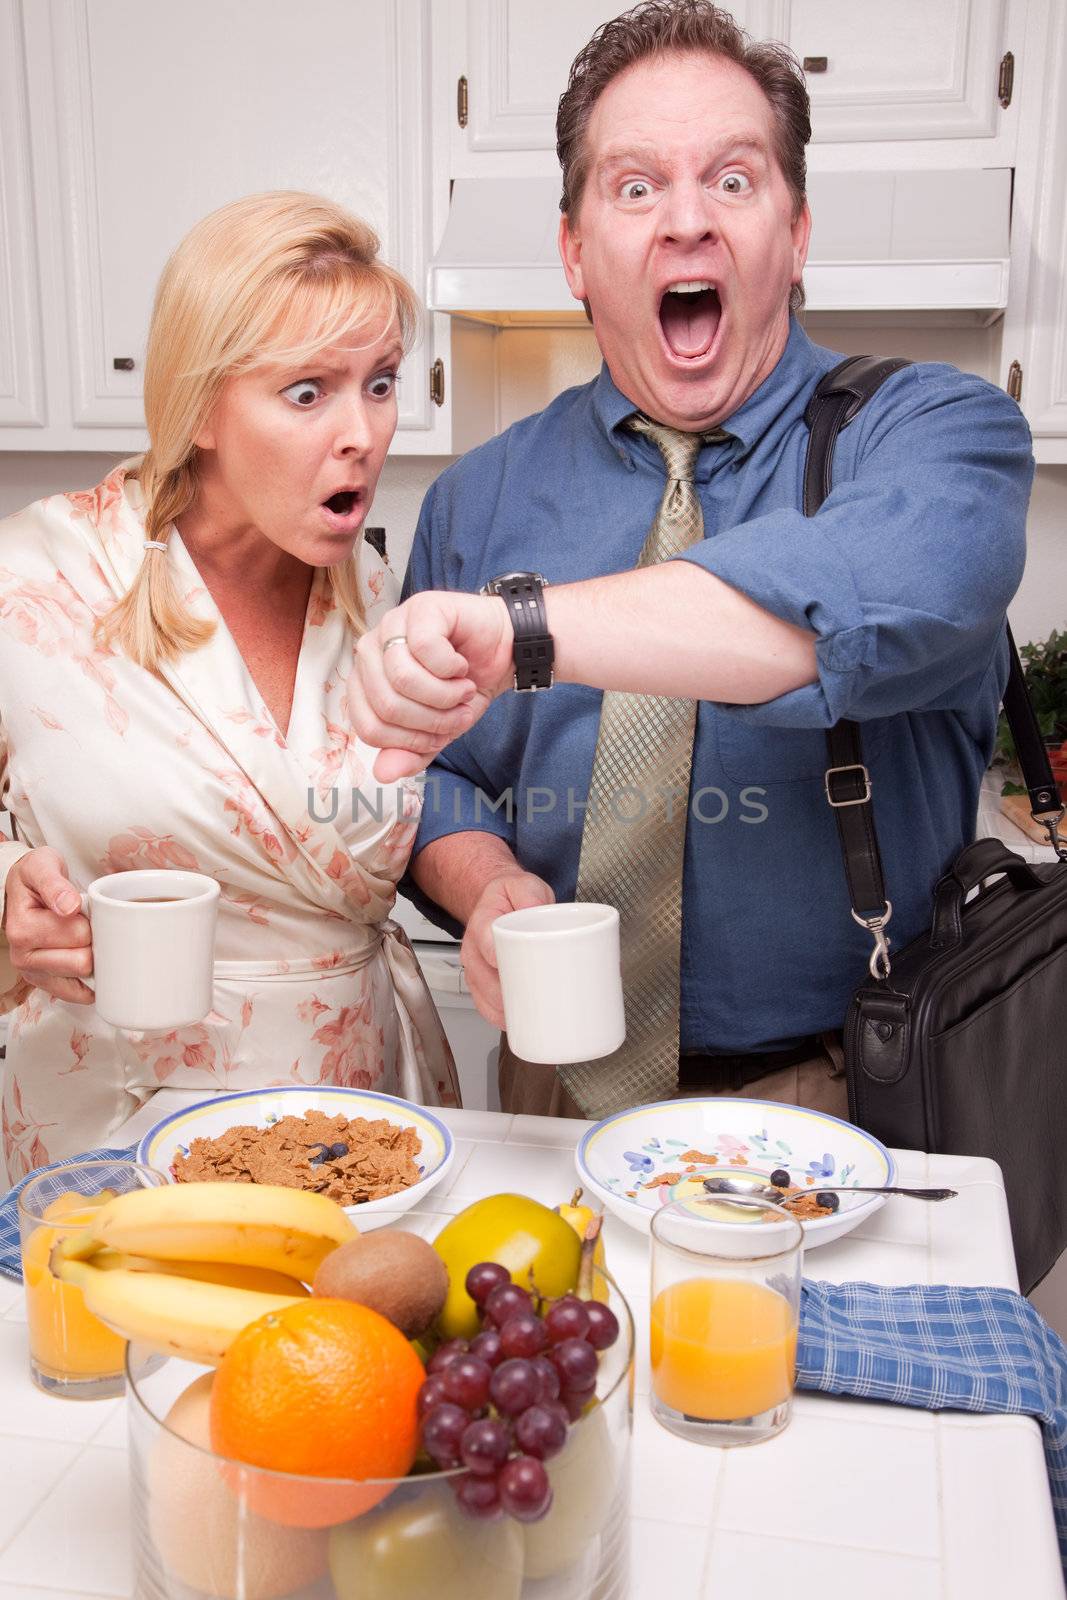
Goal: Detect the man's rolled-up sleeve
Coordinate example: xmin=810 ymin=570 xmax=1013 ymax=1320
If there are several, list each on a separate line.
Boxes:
xmin=676 ymin=369 xmax=1034 ymax=727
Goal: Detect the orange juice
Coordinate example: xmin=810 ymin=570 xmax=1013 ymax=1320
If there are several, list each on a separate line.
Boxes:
xmin=22 ymin=1197 xmax=126 ymax=1381
xmin=650 ymin=1277 xmax=797 ymax=1421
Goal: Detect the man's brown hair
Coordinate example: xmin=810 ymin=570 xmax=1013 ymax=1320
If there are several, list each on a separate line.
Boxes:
xmin=556 ymin=1 xmax=811 ymax=308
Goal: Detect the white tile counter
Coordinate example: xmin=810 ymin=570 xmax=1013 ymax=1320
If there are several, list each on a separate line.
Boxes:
xmin=1 ymin=1094 xmax=1063 ymax=1598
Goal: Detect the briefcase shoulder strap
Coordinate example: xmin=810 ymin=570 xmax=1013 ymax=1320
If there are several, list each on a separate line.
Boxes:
xmin=802 ymin=356 xmax=1066 ymax=983
xmin=803 ymin=356 xmax=913 ymax=516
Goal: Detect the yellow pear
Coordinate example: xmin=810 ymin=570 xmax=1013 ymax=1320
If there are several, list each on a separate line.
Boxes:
xmin=555 ymin=1188 xmax=609 ymax=1302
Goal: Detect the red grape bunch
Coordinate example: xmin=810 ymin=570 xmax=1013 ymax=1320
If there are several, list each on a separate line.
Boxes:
xmin=416 ymin=1260 xmax=620 ymax=1524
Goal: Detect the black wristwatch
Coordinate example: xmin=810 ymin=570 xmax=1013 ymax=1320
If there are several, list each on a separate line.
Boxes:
xmin=480 ymin=571 xmax=555 ymax=692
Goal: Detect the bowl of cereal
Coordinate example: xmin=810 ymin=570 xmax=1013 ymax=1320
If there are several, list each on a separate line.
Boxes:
xmin=136 ymin=1086 xmax=455 ymax=1228
xmin=576 ymin=1096 xmax=895 ymax=1248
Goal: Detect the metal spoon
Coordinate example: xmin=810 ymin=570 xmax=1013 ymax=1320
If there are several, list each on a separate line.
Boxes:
xmin=702 ymin=1175 xmax=957 ymax=1205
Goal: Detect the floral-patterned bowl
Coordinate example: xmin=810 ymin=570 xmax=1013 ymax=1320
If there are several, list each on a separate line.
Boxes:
xmin=136 ymin=1085 xmax=454 ymax=1229
xmin=576 ymin=1098 xmax=895 ymax=1248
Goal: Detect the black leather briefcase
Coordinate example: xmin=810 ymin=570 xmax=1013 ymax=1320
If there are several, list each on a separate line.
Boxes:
xmin=805 ymin=358 xmax=1067 ymax=1293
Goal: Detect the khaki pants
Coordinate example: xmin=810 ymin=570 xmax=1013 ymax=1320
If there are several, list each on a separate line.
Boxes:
xmin=498 ymin=1032 xmax=850 ymax=1121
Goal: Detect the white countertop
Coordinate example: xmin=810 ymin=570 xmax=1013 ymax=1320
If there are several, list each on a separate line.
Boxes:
xmin=1 ymin=1093 xmax=1063 ymax=1599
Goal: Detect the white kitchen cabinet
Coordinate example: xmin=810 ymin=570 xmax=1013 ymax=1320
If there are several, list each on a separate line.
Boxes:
xmin=769 ymin=0 xmax=1012 ymax=148
xmin=446 ymin=0 xmax=1020 ymax=180
xmin=1 ymin=0 xmax=454 ymax=453
xmin=0 ymin=0 xmax=46 ymax=428
xmin=998 ymin=0 xmax=1067 ymax=463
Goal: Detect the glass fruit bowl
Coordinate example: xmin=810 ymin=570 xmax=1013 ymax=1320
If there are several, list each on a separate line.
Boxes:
xmin=126 ymin=1265 xmax=633 ymax=1600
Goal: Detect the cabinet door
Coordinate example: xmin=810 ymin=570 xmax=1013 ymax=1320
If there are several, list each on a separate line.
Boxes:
xmin=45 ymin=0 xmax=441 ymax=443
xmin=449 ymin=0 xmax=765 ymax=176
xmin=768 ymin=0 xmax=1009 ymax=143
xmin=999 ymin=1 xmax=1067 ymax=460
xmin=0 ymin=0 xmax=46 ymax=427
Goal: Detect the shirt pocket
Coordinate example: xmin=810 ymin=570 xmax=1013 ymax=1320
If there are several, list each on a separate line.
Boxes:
xmin=715 ymin=712 xmax=889 ymax=786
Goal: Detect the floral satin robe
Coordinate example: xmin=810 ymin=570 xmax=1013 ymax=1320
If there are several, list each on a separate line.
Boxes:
xmin=0 ymin=464 xmax=459 ymax=1180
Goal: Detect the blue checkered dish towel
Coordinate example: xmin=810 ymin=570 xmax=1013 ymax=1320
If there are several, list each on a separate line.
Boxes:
xmin=798 ymin=1280 xmax=1067 ymax=1576
xmin=0 ymin=1147 xmax=135 ymax=1282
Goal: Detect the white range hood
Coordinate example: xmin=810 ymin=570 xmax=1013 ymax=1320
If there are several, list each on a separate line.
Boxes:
xmin=428 ymin=168 xmax=1011 ymax=321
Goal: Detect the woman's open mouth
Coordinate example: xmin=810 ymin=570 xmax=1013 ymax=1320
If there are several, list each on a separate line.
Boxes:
xmin=320 ymin=489 xmax=365 ymax=530
xmin=658 ymin=281 xmax=723 ymax=362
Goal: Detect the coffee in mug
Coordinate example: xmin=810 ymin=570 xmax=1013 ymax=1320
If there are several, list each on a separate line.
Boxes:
xmin=82 ymin=870 xmax=220 ymax=1031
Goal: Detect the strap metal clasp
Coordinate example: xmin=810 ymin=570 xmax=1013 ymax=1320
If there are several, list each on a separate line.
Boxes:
xmin=824 ymin=763 xmax=871 ymax=807
xmin=1035 ymin=804 xmax=1067 ymax=861
xmin=851 ymin=902 xmax=893 ymax=980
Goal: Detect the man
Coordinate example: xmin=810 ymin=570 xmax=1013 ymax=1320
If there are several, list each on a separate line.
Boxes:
xmin=349 ymin=1 xmax=1033 ymax=1121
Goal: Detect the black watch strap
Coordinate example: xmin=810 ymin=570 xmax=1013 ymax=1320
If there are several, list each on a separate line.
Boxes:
xmin=481 ymin=571 xmax=555 ymax=692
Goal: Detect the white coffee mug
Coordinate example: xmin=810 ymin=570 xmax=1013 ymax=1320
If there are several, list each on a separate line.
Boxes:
xmin=82 ymin=870 xmax=220 ymax=1031
xmin=491 ymin=902 xmax=625 ymax=1064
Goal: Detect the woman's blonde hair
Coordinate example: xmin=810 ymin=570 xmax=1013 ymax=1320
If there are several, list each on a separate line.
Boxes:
xmin=98 ymin=190 xmax=419 ymax=671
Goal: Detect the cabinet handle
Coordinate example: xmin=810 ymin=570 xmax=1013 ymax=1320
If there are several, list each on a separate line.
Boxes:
xmin=112 ymin=357 xmax=135 ymax=371
xmin=1006 ymin=361 xmax=1023 ymax=403
xmin=430 ymin=358 xmax=446 ymax=407
xmin=998 ymin=51 xmax=1014 ymax=110
xmin=802 ymin=56 xmax=828 ymax=73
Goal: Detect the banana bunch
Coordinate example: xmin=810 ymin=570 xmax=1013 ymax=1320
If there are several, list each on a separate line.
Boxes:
xmin=49 ymin=1181 xmax=357 ymax=1365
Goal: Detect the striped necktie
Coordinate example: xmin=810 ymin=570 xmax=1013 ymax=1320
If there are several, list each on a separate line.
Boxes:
xmin=558 ymin=415 xmax=729 ymax=1118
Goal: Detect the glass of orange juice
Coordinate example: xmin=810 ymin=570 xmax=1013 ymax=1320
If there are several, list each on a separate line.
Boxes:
xmin=17 ymin=1159 xmax=167 ymax=1399
xmin=649 ymin=1194 xmax=804 ymax=1446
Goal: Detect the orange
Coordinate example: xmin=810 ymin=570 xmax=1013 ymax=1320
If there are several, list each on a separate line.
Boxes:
xmin=209 ymin=1297 xmax=425 ymax=1528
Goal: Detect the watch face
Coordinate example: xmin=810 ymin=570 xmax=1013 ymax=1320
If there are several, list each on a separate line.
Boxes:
xmin=492 ymin=571 xmax=543 ymax=588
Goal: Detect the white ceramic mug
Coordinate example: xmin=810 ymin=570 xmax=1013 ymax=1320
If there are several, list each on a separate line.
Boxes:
xmin=82 ymin=870 xmax=220 ymax=1031
xmin=491 ymin=902 xmax=625 ymax=1064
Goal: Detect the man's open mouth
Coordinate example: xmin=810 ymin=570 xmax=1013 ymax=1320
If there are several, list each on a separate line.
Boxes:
xmin=658 ymin=281 xmax=722 ymax=360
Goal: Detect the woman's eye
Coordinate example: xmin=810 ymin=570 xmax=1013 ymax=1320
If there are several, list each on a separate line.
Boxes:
xmin=621 ymin=179 xmax=651 ymax=201
xmin=281 ymin=379 xmax=323 ymax=407
xmin=718 ymin=171 xmax=752 ymax=196
xmin=368 ymin=371 xmax=398 ymax=399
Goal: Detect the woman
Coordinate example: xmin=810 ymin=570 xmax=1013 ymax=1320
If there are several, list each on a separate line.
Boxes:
xmin=0 ymin=191 xmax=459 ymax=1179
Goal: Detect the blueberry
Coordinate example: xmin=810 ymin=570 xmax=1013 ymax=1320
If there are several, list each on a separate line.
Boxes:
xmin=769 ymin=1168 xmax=791 ymax=1188
xmin=815 ymin=1191 xmax=840 ymax=1212
xmin=308 ymin=1143 xmax=331 ymax=1166
xmin=328 ymin=1142 xmax=349 ymax=1159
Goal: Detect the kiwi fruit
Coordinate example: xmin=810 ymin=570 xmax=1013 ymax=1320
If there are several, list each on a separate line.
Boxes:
xmin=312 ymin=1231 xmax=448 ymax=1339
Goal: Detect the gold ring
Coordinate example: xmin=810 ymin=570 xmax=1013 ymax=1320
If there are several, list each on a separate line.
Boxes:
xmin=382 ymin=636 xmax=409 ymax=655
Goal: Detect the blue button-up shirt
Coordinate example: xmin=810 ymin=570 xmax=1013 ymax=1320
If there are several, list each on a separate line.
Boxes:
xmin=402 ymin=318 xmax=1034 ymax=1052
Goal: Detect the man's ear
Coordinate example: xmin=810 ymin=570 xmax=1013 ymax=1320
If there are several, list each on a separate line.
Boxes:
xmin=791 ymin=200 xmax=812 ymax=285
xmin=558 ymin=212 xmax=586 ymax=304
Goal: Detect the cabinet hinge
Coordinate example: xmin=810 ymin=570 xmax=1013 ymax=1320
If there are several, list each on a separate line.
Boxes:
xmin=430 ymin=358 xmax=446 ymax=407
xmin=998 ymin=51 xmax=1014 ymax=110
xmin=457 ymin=75 xmax=468 ymax=128
xmin=1006 ymin=360 xmax=1023 ymax=403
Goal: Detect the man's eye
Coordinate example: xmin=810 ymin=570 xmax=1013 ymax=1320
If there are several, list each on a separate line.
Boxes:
xmin=280 ymin=379 xmax=323 ymax=407
xmin=621 ymin=179 xmax=651 ymax=201
xmin=718 ymin=172 xmax=752 ymax=196
xmin=368 ymin=372 xmax=398 ymax=399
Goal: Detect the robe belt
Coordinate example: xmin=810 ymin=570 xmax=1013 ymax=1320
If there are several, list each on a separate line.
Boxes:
xmin=211 ymin=918 xmax=412 ymax=981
